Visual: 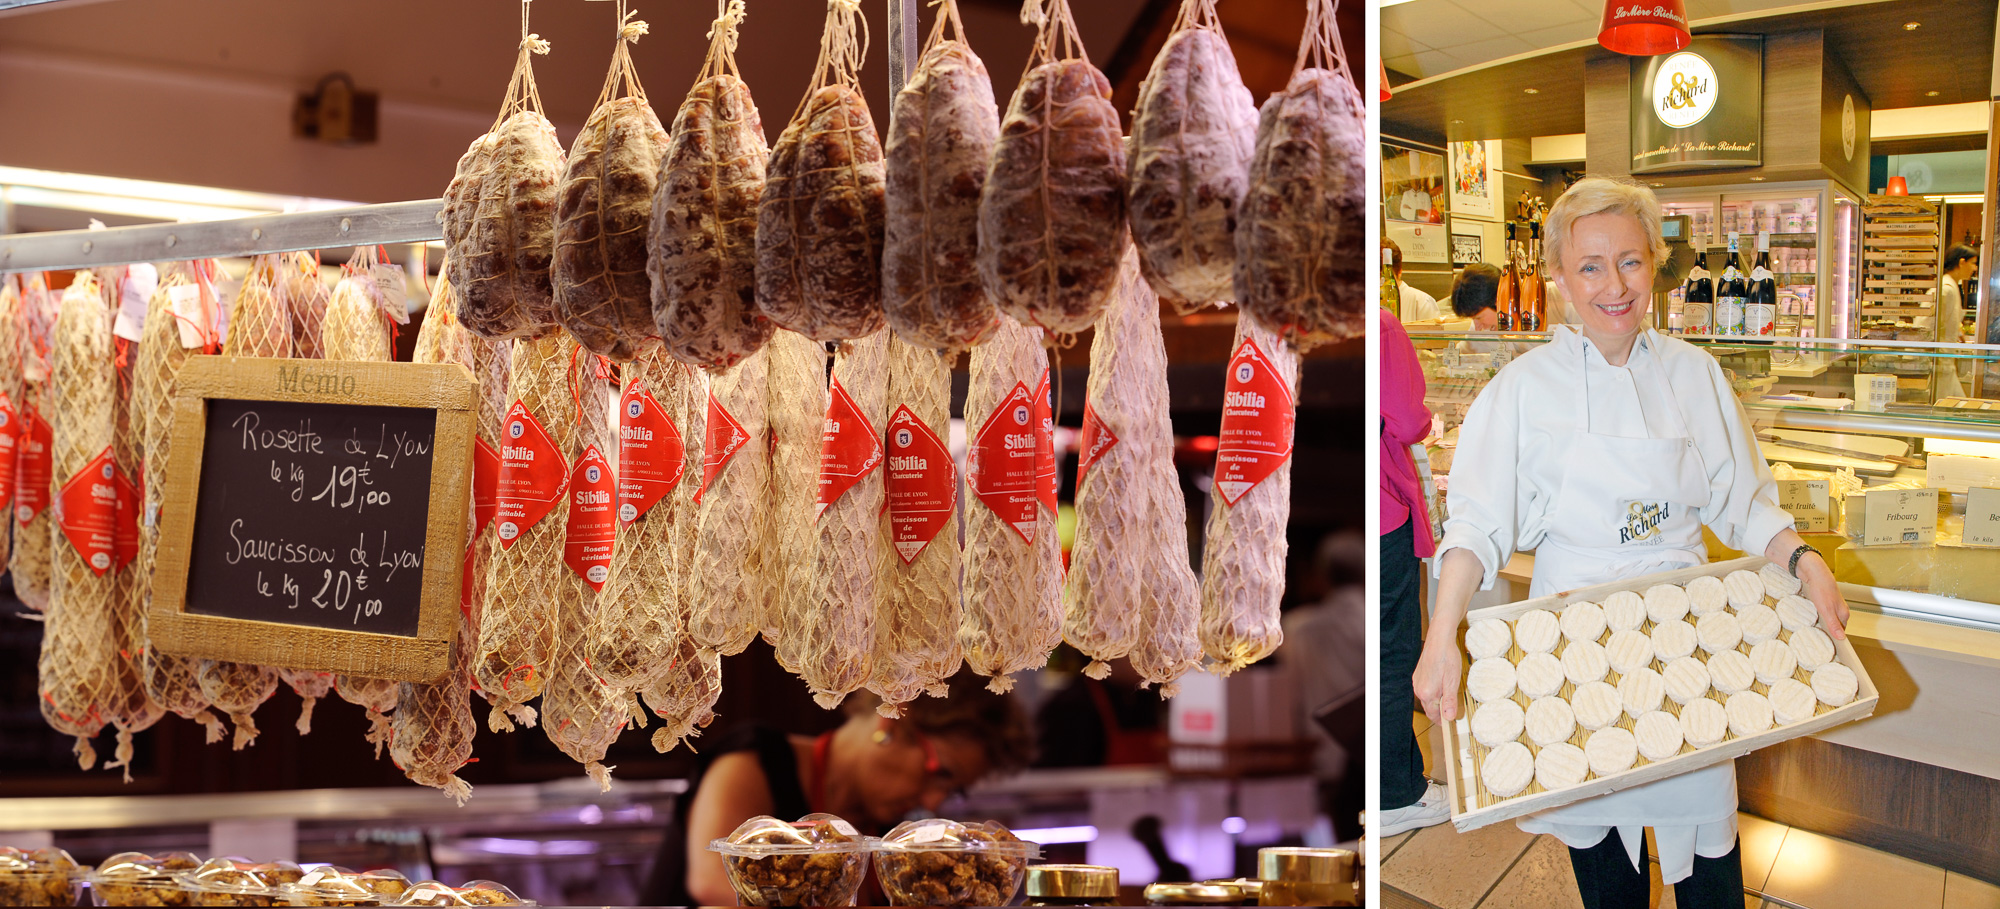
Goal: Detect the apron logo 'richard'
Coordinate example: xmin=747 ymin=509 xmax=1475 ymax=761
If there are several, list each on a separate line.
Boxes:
xmin=1621 ymin=501 xmax=1671 ymax=543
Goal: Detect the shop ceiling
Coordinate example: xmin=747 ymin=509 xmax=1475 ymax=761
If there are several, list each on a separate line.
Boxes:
xmin=1381 ymin=0 xmax=1996 ymax=147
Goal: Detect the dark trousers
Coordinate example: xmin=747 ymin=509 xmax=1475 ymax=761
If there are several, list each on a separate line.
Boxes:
xmin=1568 ymin=835 xmax=1745 ymax=909
xmin=1379 ymin=521 xmax=1428 ymax=809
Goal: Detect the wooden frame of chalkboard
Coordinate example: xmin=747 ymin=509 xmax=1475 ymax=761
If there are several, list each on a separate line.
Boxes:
xmin=146 ymin=357 xmax=476 ymax=682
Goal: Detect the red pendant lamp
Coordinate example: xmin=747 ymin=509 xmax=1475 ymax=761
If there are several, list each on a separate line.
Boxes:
xmin=1380 ymin=58 xmax=1392 ymax=101
xmin=1599 ymin=0 xmax=1691 ymax=56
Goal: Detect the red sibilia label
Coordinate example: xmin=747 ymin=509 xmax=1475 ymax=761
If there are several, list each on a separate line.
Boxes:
xmin=1033 ymin=369 xmax=1057 ymax=512
xmin=56 ymin=447 xmax=119 ymax=575
xmin=0 ymin=392 xmax=21 ymax=510
xmin=1214 ymin=337 xmax=1296 ymax=505
xmin=969 ymin=381 xmax=1041 ymax=544
xmin=562 ymin=445 xmax=616 ymax=591
xmin=884 ymin=405 xmax=955 ymax=564
xmin=494 ymin=400 xmax=567 ymax=550
xmin=816 ymin=378 xmax=883 ymax=521
xmin=696 ymin=392 xmax=750 ymax=506
xmin=15 ymin=407 xmax=51 ymax=525
xmin=1075 ymin=402 xmax=1119 ymax=487
xmin=617 ymin=381 xmax=685 ymax=527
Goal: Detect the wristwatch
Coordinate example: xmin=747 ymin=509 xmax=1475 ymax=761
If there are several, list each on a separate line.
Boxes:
xmin=1787 ymin=543 xmax=1818 ymax=577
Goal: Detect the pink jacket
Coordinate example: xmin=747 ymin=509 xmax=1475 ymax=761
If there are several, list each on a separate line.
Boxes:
xmin=1379 ymin=308 xmax=1436 ymax=557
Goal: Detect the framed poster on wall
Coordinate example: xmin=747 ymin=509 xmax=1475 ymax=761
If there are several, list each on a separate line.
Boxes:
xmin=1450 ymin=233 xmax=1483 ymax=265
xmin=1383 ymin=145 xmax=1446 ymax=224
xmin=1386 ymin=220 xmax=1450 ymax=264
xmin=1448 ymin=140 xmax=1502 ymax=221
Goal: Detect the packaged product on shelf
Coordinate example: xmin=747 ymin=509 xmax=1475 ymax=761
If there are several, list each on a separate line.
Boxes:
xmin=710 ymin=813 xmax=871 ymax=908
xmin=874 ymin=818 xmax=1040 ymax=908
xmin=0 ymin=847 xmax=82 ymax=907
xmin=798 ymin=331 xmax=890 ymax=708
xmin=868 ymin=334 xmax=963 ymax=712
xmin=1199 ymin=314 xmax=1300 ymax=673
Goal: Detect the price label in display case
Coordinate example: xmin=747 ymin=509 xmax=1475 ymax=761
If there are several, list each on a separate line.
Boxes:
xmin=1862 ymin=487 xmax=1938 ymax=547
xmin=1962 ymin=488 xmax=2000 ymax=548
xmin=146 ymin=358 xmax=475 ymax=682
xmin=1777 ymin=479 xmax=1833 ymax=533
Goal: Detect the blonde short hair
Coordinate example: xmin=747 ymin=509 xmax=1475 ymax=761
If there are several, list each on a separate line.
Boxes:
xmin=1543 ymin=176 xmax=1669 ymax=274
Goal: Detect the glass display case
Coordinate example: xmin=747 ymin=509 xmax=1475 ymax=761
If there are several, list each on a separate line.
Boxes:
xmin=1655 ymin=181 xmax=1863 ymax=339
xmin=1407 ymin=328 xmax=2000 ymax=622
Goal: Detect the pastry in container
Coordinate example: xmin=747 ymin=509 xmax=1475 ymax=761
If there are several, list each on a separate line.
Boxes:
xmin=278 ymin=867 xmax=412 ymax=906
xmin=709 ymin=813 xmax=871 ymax=907
xmin=0 ymin=846 xmax=84 ymax=906
xmin=89 ymin=851 xmax=200 ymax=906
xmin=381 ymin=880 xmax=531 ymax=907
xmin=873 ymin=818 xmax=1041 ymax=907
xmin=177 ymin=858 xmax=302 ymax=907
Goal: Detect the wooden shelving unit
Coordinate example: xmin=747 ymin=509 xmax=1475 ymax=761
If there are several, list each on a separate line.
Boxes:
xmin=1859 ymin=195 xmax=1942 ymax=335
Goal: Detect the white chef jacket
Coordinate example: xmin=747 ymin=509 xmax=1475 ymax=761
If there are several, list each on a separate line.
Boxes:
xmin=1436 ymin=327 xmax=1796 ymax=881
xmin=1400 ymin=282 xmax=1440 ymax=322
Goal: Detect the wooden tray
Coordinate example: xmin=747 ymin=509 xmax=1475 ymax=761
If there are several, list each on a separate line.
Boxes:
xmin=1441 ymin=556 xmax=1879 ymax=832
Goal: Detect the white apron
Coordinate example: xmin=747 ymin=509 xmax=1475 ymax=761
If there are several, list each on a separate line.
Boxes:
xmin=1513 ymin=336 xmax=1740 ymax=884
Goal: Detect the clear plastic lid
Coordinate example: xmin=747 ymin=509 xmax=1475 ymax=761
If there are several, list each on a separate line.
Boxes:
xmin=708 ymin=812 xmax=871 ymax=856
xmin=0 ymin=847 xmax=81 ymax=877
xmin=381 ymin=880 xmax=532 ymax=907
xmin=278 ymin=867 xmax=413 ymax=905
xmin=874 ymin=819 xmax=1041 ymax=858
xmin=177 ymin=857 xmax=302 ymax=896
xmin=90 ymin=852 xmax=202 ymax=882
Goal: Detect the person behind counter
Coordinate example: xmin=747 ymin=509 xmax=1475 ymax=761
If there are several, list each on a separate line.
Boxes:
xmin=1384 ymin=238 xmax=1441 ymax=321
xmin=641 ymin=673 xmax=1034 ymax=906
xmin=1411 ymin=176 xmax=1850 ymax=908
xmin=1452 ymin=263 xmax=1502 ymax=329
xmin=1940 ymin=244 xmax=1978 ymax=399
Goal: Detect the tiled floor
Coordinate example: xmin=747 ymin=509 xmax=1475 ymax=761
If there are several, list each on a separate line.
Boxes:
xmin=1385 ymin=712 xmax=1997 ymax=909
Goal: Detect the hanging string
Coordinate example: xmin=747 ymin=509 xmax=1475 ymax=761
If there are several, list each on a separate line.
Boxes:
xmin=495 ymin=0 xmax=551 ymax=132
xmin=589 ymin=0 xmax=651 ymax=110
xmin=923 ymin=0 xmax=966 ymax=52
xmin=697 ymin=0 xmax=748 ymax=83
xmin=1170 ymin=0 xmax=1222 ymax=34
xmin=1293 ymin=0 xmax=1352 ymax=85
xmin=793 ymin=0 xmax=868 ymax=121
xmin=1020 ymin=0 xmax=1084 ymax=71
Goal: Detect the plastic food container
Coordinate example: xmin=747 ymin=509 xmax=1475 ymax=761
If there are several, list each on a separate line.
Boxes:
xmin=382 ymin=880 xmax=532 ymax=906
xmin=176 ymin=858 xmax=304 ymax=907
xmin=0 ymin=846 xmax=84 ymax=906
xmin=709 ymin=813 xmax=871 ymax=907
xmin=873 ymin=818 xmax=1041 ymax=907
xmin=1023 ymin=864 xmax=1121 ymax=906
xmin=88 ymin=851 xmax=202 ymax=906
xmin=278 ymin=867 xmax=413 ymax=906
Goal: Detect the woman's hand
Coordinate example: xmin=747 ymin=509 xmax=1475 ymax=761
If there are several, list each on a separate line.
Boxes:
xmin=1413 ymin=637 xmax=1464 ymax=723
xmin=1765 ymin=530 xmax=1849 ymax=639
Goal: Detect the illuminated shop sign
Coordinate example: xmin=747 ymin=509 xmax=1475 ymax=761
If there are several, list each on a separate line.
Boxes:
xmin=1631 ymin=35 xmax=1762 ymax=174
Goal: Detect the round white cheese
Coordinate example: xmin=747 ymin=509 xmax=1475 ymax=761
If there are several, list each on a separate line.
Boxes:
xmin=1812 ymin=662 xmax=1858 ymax=707
xmin=1466 ymin=618 xmax=1514 ymax=660
xmin=1562 ymin=639 xmax=1609 ymax=686
xmin=1686 ymin=575 xmax=1728 ymax=617
xmin=1663 ymin=656 xmax=1711 ymax=705
xmin=1737 ymin=602 xmax=1781 ymax=645
xmin=1644 ymin=584 xmax=1690 ymax=624
xmin=1585 ymin=726 xmax=1638 ymax=776
xmin=1767 ymin=678 xmax=1816 ymax=725
xmin=1481 ymin=741 xmax=1534 ymax=797
xmin=1525 ymin=696 xmax=1576 ymax=746
xmin=1535 ymin=741 xmax=1590 ymax=790
xmin=1466 ymin=657 xmax=1518 ymax=703
xmin=1760 ymin=562 xmax=1803 ymax=599
xmin=1705 ymin=649 xmax=1755 ymax=695
xmin=1513 ymin=609 xmax=1561 ymax=654
xmin=1570 ymin=680 xmax=1622 ymax=731
xmin=1696 ymin=611 xmax=1742 ymax=655
xmin=1726 ymin=690 xmax=1774 ymax=737
xmin=1680 ymin=697 xmax=1727 ymax=747
xmin=1618 ymin=667 xmax=1665 ymax=719
xmin=1723 ymin=569 xmax=1765 ymax=609
xmin=1634 ymin=710 xmax=1684 ymax=761
xmin=1605 ymin=629 xmax=1654 ymax=676
xmin=1651 ymin=619 xmax=1697 ymax=662
xmin=1789 ymin=626 xmax=1835 ymax=671
xmin=1471 ymin=698 xmax=1526 ymax=747
xmin=1516 ymin=651 xmax=1565 ymax=699
xmin=1560 ymin=601 xmax=1607 ymax=645
xmin=1751 ymin=639 xmax=1798 ymax=685
xmin=1603 ymin=590 xmax=1647 ymax=632
xmin=1775 ymin=594 xmax=1819 ymax=633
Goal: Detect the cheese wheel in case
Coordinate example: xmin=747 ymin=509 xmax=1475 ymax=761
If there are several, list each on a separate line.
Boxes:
xmin=1751 ymin=639 xmax=1797 ymax=685
xmin=1644 ymin=584 xmax=1690 ymax=624
xmin=1663 ymin=656 xmax=1710 ymax=705
xmin=1706 ymin=649 xmax=1755 ymax=695
xmin=1723 ymin=569 xmax=1764 ymax=609
xmin=1466 ymin=618 xmax=1513 ymax=660
xmin=1513 ymin=609 xmax=1560 ymax=654
xmin=1466 ymin=658 xmax=1518 ymax=703
xmin=1760 ymin=563 xmax=1802 ymax=598
xmin=1606 ymin=629 xmax=1652 ymax=675
xmin=1516 ymin=651 xmax=1565 ymax=699
xmin=1534 ymin=741 xmax=1589 ymax=790
xmin=1525 ymin=696 xmax=1575 ymax=746
xmin=1562 ymin=639 xmax=1608 ymax=686
xmin=1481 ymin=741 xmax=1534 ymax=797
xmin=1603 ymin=590 xmax=1646 ymax=632
xmin=1789 ymin=626 xmax=1835 ymax=671
xmin=1726 ymin=690 xmax=1773 ymax=736
xmin=1618 ymin=667 xmax=1665 ymax=719
xmin=1737 ymin=602 xmax=1781 ymax=645
xmin=1767 ymin=678 xmax=1816 ymax=725
xmin=1634 ymin=710 xmax=1683 ymax=760
xmin=1471 ymin=698 xmax=1525 ymax=747
xmin=1570 ymin=681 xmax=1621 ymax=731
xmin=1812 ymin=663 xmax=1858 ymax=706
xmin=1679 ymin=697 xmax=1727 ymax=747
xmin=1775 ymin=594 xmax=1818 ymax=632
xmin=1585 ymin=726 xmax=1637 ymax=776
xmin=1696 ymin=612 xmax=1742 ymax=655
xmin=1560 ymin=601 xmax=1606 ymax=645
xmin=1686 ymin=575 xmax=1727 ymax=617
xmin=1651 ymin=619 xmax=1696 ymax=662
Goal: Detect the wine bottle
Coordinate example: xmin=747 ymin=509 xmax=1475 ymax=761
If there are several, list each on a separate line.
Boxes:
xmin=1715 ymin=232 xmax=1747 ymax=336
xmin=1683 ymin=245 xmax=1713 ymax=334
xmin=1522 ymin=221 xmax=1545 ymax=331
xmin=1381 ymin=245 xmax=1401 ymax=316
xmin=1747 ymin=231 xmax=1777 ymax=337
xmin=1499 ymin=222 xmax=1521 ymax=331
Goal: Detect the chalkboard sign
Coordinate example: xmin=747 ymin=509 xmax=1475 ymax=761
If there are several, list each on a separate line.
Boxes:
xmin=148 ymin=357 xmax=474 ymax=682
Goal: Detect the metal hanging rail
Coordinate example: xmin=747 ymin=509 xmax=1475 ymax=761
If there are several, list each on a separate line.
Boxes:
xmin=0 ymin=200 xmax=444 ymax=273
